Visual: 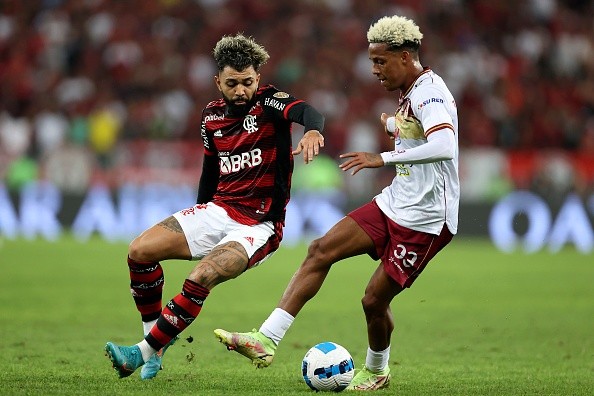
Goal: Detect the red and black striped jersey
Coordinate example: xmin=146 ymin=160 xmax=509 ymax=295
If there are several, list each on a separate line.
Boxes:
xmin=197 ymin=84 xmax=323 ymax=226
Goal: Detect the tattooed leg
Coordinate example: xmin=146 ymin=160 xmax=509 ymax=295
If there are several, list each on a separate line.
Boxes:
xmin=129 ymin=216 xmax=192 ymax=262
xmin=157 ymin=216 xmax=184 ymax=234
xmin=189 ymin=241 xmax=249 ymax=290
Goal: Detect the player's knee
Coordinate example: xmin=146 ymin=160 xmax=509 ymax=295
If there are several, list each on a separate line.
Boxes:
xmin=128 ymin=236 xmax=153 ymax=262
xmin=306 ymin=237 xmax=335 ymax=266
xmin=361 ymin=292 xmax=385 ymax=317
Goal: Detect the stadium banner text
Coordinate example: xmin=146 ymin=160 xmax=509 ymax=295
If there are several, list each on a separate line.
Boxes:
xmin=1 ymin=182 xmax=593 ymax=254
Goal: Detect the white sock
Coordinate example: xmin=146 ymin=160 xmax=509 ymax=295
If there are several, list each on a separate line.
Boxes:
xmin=259 ymin=308 xmax=295 ymax=345
xmin=136 ymin=340 xmax=158 ymax=362
xmin=143 ymin=320 xmax=157 ymax=336
xmin=365 ymin=346 xmax=390 ymax=372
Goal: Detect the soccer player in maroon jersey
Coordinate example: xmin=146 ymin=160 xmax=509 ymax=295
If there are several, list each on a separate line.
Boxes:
xmin=105 ymin=33 xmax=325 ymax=380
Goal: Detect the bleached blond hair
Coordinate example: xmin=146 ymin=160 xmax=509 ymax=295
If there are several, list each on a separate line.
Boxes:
xmin=367 ymin=15 xmax=423 ymax=50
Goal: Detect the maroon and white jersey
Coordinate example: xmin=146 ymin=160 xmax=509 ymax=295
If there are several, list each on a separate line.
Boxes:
xmin=377 ymin=68 xmax=459 ymax=235
xmin=197 ymin=84 xmax=322 ymax=226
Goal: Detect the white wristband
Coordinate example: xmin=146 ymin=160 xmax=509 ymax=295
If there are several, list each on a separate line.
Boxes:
xmin=386 ymin=117 xmax=396 ymax=133
xmin=380 ymin=152 xmax=395 ymax=165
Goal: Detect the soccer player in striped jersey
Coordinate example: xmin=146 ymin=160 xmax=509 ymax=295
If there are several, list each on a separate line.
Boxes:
xmin=105 ymin=34 xmax=325 ymax=380
xmin=215 ymin=15 xmax=459 ymax=391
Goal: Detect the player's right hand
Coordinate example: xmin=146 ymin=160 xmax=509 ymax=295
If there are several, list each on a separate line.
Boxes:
xmin=338 ymin=152 xmax=384 ymax=175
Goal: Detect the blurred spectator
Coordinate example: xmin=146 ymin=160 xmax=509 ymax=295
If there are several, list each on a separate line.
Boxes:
xmin=33 ymin=97 xmax=68 ymax=156
xmin=5 ymin=155 xmax=38 ymax=190
xmin=0 ymin=108 xmax=32 ymax=157
xmin=0 ymin=0 xmax=592 ymax=196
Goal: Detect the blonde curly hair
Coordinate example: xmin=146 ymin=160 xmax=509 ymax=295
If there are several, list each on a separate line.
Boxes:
xmin=367 ymin=15 xmax=423 ymax=50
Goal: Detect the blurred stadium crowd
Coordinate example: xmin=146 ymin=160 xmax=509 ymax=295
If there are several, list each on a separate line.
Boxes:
xmin=0 ymin=0 xmax=593 ymax=196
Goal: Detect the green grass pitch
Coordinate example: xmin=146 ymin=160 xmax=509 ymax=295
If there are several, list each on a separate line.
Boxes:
xmin=1 ymin=236 xmax=592 ymax=395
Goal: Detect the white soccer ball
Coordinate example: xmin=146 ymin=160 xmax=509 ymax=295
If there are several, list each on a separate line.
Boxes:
xmin=301 ymin=342 xmax=355 ymax=392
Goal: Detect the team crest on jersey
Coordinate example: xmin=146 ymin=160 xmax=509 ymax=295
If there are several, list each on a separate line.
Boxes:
xmin=273 ymin=91 xmax=289 ymax=98
xmin=243 ymin=114 xmax=258 ymax=134
xmin=395 ymin=99 xmax=424 ymax=140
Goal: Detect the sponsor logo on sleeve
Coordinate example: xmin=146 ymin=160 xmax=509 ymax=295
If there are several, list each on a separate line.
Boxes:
xmin=418 ymin=97 xmax=444 ymax=110
xmin=264 ymin=97 xmax=286 ymax=111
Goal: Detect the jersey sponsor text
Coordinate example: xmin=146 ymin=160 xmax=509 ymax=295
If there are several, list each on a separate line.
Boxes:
xmin=264 ymin=97 xmax=286 ymax=111
xmin=219 ymin=148 xmax=262 ymax=174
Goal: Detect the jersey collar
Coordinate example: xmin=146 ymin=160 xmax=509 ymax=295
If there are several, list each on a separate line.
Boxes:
xmin=402 ymin=67 xmax=432 ymax=98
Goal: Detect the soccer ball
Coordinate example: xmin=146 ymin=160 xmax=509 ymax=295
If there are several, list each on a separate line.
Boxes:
xmin=301 ymin=342 xmax=355 ymax=392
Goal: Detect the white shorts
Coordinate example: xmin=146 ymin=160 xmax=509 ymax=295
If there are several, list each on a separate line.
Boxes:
xmin=173 ymin=202 xmax=279 ymax=267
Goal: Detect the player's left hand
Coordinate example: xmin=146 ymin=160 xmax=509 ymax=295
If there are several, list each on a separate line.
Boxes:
xmin=293 ymin=130 xmax=324 ymax=164
xmin=339 ymin=152 xmax=384 ymax=175
xmin=380 ymin=113 xmax=395 ymax=140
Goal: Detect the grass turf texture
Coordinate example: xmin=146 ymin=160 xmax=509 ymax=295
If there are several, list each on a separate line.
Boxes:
xmin=0 ymin=236 xmax=592 ymax=395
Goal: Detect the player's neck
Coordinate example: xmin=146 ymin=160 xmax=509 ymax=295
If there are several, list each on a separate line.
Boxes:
xmin=403 ymin=65 xmax=426 ymax=92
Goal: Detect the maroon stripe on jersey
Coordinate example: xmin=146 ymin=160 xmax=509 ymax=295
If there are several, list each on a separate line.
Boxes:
xmin=216 ymin=178 xmax=275 ymax=195
xmin=425 ymin=123 xmax=454 ymax=137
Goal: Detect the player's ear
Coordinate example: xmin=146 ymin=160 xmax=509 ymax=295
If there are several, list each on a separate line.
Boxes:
xmin=214 ymin=75 xmax=222 ymax=91
xmin=401 ymin=50 xmax=410 ymax=64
